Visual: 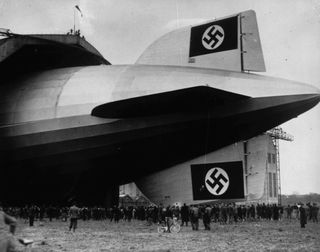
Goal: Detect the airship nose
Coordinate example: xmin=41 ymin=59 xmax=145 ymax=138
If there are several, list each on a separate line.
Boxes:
xmin=308 ymin=83 xmax=320 ymax=95
xmin=268 ymin=79 xmax=320 ymax=110
xmin=305 ymin=85 xmax=320 ymax=104
xmin=300 ymin=91 xmax=320 ymax=108
xmin=293 ymin=81 xmax=320 ymax=99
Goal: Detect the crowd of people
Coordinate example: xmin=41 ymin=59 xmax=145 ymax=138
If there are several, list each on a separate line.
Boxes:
xmin=0 ymin=201 xmax=318 ymax=251
xmin=2 ymin=202 xmax=319 ymax=228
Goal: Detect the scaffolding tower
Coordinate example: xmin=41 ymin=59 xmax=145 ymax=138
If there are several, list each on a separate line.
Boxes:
xmin=266 ymin=127 xmax=293 ymax=204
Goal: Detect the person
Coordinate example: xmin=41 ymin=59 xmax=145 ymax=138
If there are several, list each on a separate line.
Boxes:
xmin=311 ymin=203 xmax=319 ymax=223
xmin=190 ymin=205 xmax=199 ymax=231
xmin=220 ymin=204 xmax=227 ymax=224
xmin=69 ymin=203 xmax=80 ymax=232
xmin=180 ymin=203 xmax=189 ymax=227
xmin=113 ymin=206 xmax=121 ymax=223
xmin=146 ymin=206 xmax=153 ymax=226
xmin=28 ymin=205 xmax=36 ymax=227
xmin=164 ymin=206 xmax=173 ymax=232
xmin=285 ymin=205 xmax=292 ymax=220
xmin=299 ymin=203 xmax=307 ymax=228
xmin=272 ymin=204 xmax=279 ymax=221
xmin=203 ymin=205 xmax=211 ymax=230
xmin=47 ymin=205 xmax=54 ymax=222
xmin=0 ymin=205 xmax=18 ymax=252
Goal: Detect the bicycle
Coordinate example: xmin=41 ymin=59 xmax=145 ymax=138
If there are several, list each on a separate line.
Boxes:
xmin=157 ymin=217 xmax=181 ymax=233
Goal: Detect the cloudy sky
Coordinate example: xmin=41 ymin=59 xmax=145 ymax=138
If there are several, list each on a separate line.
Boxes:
xmin=0 ymin=0 xmax=319 ymax=195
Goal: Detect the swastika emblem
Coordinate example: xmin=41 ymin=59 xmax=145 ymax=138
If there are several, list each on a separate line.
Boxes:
xmin=202 ymin=25 xmax=224 ymax=50
xmin=205 ymin=167 xmax=229 ymax=195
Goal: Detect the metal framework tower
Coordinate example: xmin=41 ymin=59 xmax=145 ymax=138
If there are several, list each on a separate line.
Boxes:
xmin=266 ymin=127 xmax=293 ymax=204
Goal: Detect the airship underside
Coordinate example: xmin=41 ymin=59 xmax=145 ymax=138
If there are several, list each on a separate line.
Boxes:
xmin=0 ymin=10 xmax=319 ymax=205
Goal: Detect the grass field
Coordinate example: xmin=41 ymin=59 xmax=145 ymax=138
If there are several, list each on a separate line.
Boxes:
xmin=14 ymin=218 xmax=320 ymax=251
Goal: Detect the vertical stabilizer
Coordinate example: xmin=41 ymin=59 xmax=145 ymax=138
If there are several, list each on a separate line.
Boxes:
xmin=241 ymin=10 xmax=266 ymax=72
xmin=136 ymin=10 xmax=265 ymax=72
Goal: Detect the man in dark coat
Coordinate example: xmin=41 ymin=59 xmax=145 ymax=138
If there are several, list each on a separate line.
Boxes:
xmin=311 ymin=203 xmax=319 ymax=223
xmin=190 ymin=205 xmax=199 ymax=231
xmin=180 ymin=204 xmax=189 ymax=226
xmin=203 ymin=205 xmax=211 ymax=230
xmin=28 ymin=205 xmax=36 ymax=227
xmin=69 ymin=203 xmax=80 ymax=232
xmin=272 ymin=204 xmax=279 ymax=221
xmin=299 ymin=203 xmax=307 ymax=228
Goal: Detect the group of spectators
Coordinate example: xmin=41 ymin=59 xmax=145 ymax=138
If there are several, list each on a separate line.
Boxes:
xmin=0 ymin=201 xmax=318 ymax=251
xmin=2 ymin=202 xmax=319 ymax=228
xmin=184 ymin=203 xmax=319 ymax=230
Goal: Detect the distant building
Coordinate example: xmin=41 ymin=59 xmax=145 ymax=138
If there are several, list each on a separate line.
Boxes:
xmin=119 ymin=182 xmax=141 ymax=198
xmin=119 ymin=194 xmax=134 ymax=208
xmin=119 ymin=187 xmax=151 ymax=207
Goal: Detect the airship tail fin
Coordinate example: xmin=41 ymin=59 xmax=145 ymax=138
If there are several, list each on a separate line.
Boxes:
xmin=136 ymin=10 xmax=265 ymax=72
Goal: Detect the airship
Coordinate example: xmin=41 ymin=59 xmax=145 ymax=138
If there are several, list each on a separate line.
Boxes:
xmin=0 ymin=10 xmax=319 ymax=206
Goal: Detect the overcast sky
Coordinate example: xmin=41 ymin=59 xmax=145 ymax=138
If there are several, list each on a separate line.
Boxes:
xmin=0 ymin=0 xmax=319 ymax=195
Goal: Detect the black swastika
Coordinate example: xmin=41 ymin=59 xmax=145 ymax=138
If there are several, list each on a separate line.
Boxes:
xmin=206 ymin=168 xmax=228 ymax=194
xmin=203 ymin=27 xmax=224 ymax=49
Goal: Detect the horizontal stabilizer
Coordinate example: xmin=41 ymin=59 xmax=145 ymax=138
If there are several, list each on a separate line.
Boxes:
xmin=91 ymin=86 xmax=250 ymax=118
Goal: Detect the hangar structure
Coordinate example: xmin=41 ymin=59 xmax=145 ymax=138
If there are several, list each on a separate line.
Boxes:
xmin=0 ymin=10 xmax=319 ymax=207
